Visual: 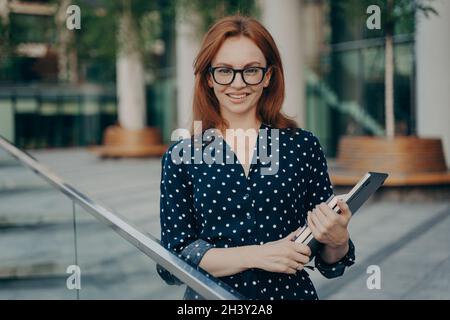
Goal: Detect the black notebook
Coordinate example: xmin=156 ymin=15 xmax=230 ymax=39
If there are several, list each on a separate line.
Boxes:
xmin=293 ymin=171 xmax=389 ymax=257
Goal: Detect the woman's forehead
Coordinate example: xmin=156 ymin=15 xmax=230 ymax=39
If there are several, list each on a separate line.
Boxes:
xmin=212 ymin=36 xmax=267 ymax=67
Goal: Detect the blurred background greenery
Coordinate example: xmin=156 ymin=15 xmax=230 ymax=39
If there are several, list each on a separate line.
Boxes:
xmin=0 ymin=0 xmax=440 ymax=157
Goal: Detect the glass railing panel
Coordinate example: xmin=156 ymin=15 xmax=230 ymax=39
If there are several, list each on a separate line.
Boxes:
xmin=72 ymin=201 xmax=185 ymax=299
xmin=0 ymin=148 xmax=77 ymax=299
xmin=72 ymin=200 xmax=243 ymax=300
xmin=0 ymin=140 xmax=242 ymax=300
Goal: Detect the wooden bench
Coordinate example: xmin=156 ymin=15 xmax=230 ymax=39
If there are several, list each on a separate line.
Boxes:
xmin=331 ymin=136 xmax=450 ymax=186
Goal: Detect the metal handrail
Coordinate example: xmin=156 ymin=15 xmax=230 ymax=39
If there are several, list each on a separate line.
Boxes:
xmin=0 ymin=135 xmax=242 ymax=300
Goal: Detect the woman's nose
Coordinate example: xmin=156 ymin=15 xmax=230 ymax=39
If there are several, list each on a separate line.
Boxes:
xmin=230 ymin=72 xmax=246 ymax=88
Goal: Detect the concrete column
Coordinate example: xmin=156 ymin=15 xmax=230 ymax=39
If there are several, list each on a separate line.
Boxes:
xmin=116 ymin=10 xmax=146 ymax=130
xmin=259 ymin=0 xmax=305 ymax=127
xmin=175 ymin=13 xmax=201 ymax=131
xmin=0 ymin=0 xmax=9 ymax=23
xmin=416 ymin=0 xmax=450 ymax=167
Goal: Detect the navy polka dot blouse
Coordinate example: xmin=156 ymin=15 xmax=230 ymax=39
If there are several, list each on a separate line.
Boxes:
xmin=157 ymin=123 xmax=355 ymax=300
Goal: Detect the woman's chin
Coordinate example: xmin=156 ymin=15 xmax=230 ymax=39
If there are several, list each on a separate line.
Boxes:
xmin=222 ymin=102 xmax=256 ymax=116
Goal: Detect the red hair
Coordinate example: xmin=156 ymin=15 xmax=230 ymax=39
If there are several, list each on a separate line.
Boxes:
xmin=191 ymin=15 xmax=298 ymax=134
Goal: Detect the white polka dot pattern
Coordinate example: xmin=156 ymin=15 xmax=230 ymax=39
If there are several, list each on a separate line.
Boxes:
xmin=156 ymin=123 xmax=355 ymax=300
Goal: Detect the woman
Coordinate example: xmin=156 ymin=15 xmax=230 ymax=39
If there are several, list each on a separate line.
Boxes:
xmin=157 ymin=15 xmax=355 ymax=300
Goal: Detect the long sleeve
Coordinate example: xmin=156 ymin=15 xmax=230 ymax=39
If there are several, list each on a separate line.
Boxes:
xmin=304 ymin=133 xmax=356 ymax=278
xmin=304 ymin=132 xmax=334 ymax=211
xmin=314 ymin=238 xmax=355 ymax=279
xmin=156 ymin=142 xmax=214 ymax=285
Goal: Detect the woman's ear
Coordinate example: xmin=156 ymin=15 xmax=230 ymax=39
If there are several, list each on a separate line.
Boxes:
xmin=263 ymin=67 xmax=272 ymax=88
xmin=207 ymin=73 xmax=214 ymax=88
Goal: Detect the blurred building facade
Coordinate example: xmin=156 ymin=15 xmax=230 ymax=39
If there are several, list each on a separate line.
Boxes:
xmin=0 ymin=0 xmax=449 ymax=165
xmin=415 ymin=0 xmax=450 ymax=167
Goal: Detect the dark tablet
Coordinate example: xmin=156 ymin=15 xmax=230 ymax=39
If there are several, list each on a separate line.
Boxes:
xmin=335 ymin=171 xmax=389 ymax=215
xmin=293 ymin=171 xmax=389 ymax=257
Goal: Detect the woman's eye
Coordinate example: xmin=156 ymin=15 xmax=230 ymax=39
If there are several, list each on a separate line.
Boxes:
xmin=244 ymin=68 xmax=259 ymax=75
xmin=217 ymin=68 xmax=232 ymax=74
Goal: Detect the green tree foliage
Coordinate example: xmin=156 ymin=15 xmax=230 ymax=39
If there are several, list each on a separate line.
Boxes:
xmin=1 ymin=0 xmax=257 ymax=83
xmin=332 ymin=0 xmax=436 ymax=41
xmin=72 ymin=0 xmax=172 ymax=82
xmin=331 ymin=0 xmax=437 ymax=137
xmin=177 ymin=0 xmax=257 ymax=33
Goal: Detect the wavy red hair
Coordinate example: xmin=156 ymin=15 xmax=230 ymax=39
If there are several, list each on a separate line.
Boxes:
xmin=191 ymin=15 xmax=298 ymax=134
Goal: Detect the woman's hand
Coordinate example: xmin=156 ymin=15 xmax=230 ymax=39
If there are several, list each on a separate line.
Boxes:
xmin=307 ymin=196 xmax=352 ymax=249
xmin=251 ymin=230 xmax=312 ymax=275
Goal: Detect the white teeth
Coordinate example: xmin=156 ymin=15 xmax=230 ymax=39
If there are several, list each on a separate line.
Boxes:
xmin=228 ymin=94 xmax=247 ymax=99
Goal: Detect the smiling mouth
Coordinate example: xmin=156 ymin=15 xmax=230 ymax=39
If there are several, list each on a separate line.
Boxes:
xmin=226 ymin=93 xmax=251 ymax=100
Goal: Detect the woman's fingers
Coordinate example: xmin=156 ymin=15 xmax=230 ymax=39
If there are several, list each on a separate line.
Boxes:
xmin=276 ymin=263 xmax=297 ymax=275
xmin=318 ymin=202 xmax=339 ymax=221
xmin=288 ymin=267 xmax=298 ymax=274
xmin=284 ymin=258 xmax=304 ymax=273
xmin=284 ymin=258 xmax=299 ymax=274
xmin=309 ymin=210 xmax=326 ymax=234
xmin=293 ymin=252 xmax=310 ymax=265
xmin=285 ymin=230 xmax=299 ymax=241
xmin=336 ymin=200 xmax=352 ymax=222
xmin=307 ymin=212 xmax=316 ymax=233
xmin=292 ymin=242 xmax=311 ymax=257
xmin=277 ymin=244 xmax=311 ymax=274
xmin=265 ymin=236 xmax=317 ymax=274
xmin=308 ymin=211 xmax=327 ymax=243
xmin=312 ymin=205 xmax=346 ymax=241
xmin=314 ymin=205 xmax=332 ymax=227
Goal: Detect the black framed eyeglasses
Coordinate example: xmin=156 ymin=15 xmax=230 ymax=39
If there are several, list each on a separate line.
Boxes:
xmin=208 ymin=66 xmax=269 ymax=85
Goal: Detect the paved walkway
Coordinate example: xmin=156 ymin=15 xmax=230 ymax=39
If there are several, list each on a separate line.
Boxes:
xmin=0 ymin=148 xmax=449 ymax=299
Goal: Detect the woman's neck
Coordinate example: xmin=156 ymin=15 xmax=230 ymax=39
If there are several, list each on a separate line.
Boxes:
xmin=220 ymin=107 xmax=261 ymax=132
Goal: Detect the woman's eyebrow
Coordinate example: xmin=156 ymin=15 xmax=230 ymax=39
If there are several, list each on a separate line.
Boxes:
xmin=214 ymin=61 xmax=262 ymax=67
